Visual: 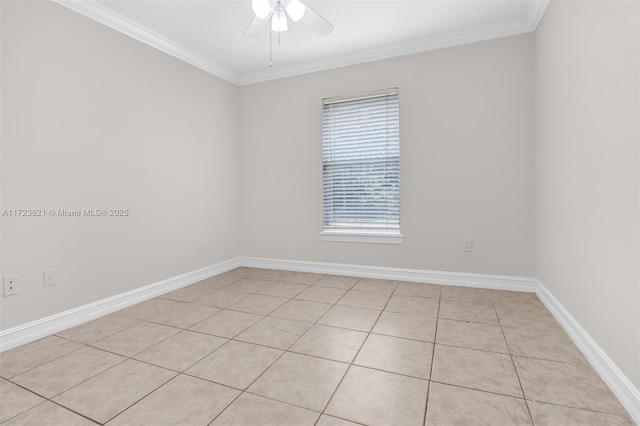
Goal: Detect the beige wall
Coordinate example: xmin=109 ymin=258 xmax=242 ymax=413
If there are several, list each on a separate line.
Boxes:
xmin=4 ymin=1 xmax=637 ymax=397
xmin=1 ymin=1 xmax=241 ymax=329
xmin=534 ymin=0 xmax=639 ymax=387
xmin=1 ymin=3 xmax=536 ymax=334
xmin=239 ymin=34 xmax=535 ymax=277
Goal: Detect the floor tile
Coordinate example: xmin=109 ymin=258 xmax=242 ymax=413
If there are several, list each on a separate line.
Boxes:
xmin=431 ymin=345 xmax=522 ymax=397
xmin=290 ymin=324 xmax=367 ymax=363
xmin=436 ymin=319 xmax=508 ymax=353
xmin=0 ymin=336 xmax=83 ymax=378
xmin=514 ymin=356 xmax=628 ymax=416
xmin=192 ymin=289 xmax=250 ymax=309
xmin=385 ymin=294 xmax=439 ymax=316
xmin=278 ymin=271 xmax=325 ymax=285
xmin=3 ymin=401 xmax=95 ymax=426
xmin=503 ymin=327 xmax=585 ymax=363
xmin=212 ymin=393 xmax=319 ymax=426
xmin=53 ymin=359 xmax=176 ymax=424
xmin=235 ymin=317 xmax=312 ymax=350
xmin=372 ymin=311 xmax=436 ymax=342
xmin=351 ymin=278 xmax=397 ymax=295
xmin=226 ymin=278 xmax=272 ymax=293
xmin=258 ymin=282 xmax=308 ymax=298
xmin=189 ymin=310 xmax=263 ymax=338
xmin=118 ymin=298 xmax=184 ymax=320
xmin=108 ymin=374 xmax=239 ymax=426
xmin=135 ymin=330 xmax=227 ymax=372
xmin=186 ymin=341 xmax=282 ymax=389
xmin=249 ymin=352 xmax=348 ymax=412
xmin=314 ymin=275 xmax=359 ymax=290
xmin=318 ymin=305 xmax=380 ymax=332
xmin=271 ymin=299 xmax=332 ymax=323
xmin=439 ymin=299 xmax=499 ymax=324
xmin=441 ymin=286 xmax=494 ymax=304
xmin=190 ymin=280 xmax=235 ymax=293
xmin=492 ymin=292 xmax=548 ymax=315
xmin=93 ymin=322 xmax=180 ymax=357
xmin=425 ymin=382 xmax=532 ymax=426
xmin=295 ymin=286 xmax=347 ymax=304
xmin=11 ymin=347 xmax=124 ymax=398
xmin=217 ymin=267 xmax=252 ymax=281
xmin=394 ymin=281 xmax=442 ymax=299
xmin=3 ymin=281 xmax=623 ymax=426
xmin=160 ymin=283 xmax=218 ymax=302
xmin=195 ymin=275 xmax=239 ymax=290
xmin=228 ymin=294 xmax=289 ymax=315
xmin=247 ymin=269 xmax=286 ymax=281
xmin=528 ymin=401 xmax=634 ymax=426
xmin=326 ymin=365 xmax=428 ymax=426
xmin=495 ymin=305 xmax=563 ymax=333
xmin=337 ymin=290 xmax=390 ymax=310
xmin=148 ymin=302 xmax=220 ymax=329
xmin=0 ymin=378 xmax=45 ymax=423
xmin=354 ymin=334 xmax=433 ymax=379
xmin=57 ymin=314 xmax=140 ymax=345
xmin=316 ymin=414 xmax=361 ymax=426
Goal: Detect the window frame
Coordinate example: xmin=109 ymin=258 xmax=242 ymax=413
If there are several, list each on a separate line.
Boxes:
xmin=320 ymin=88 xmax=403 ymax=245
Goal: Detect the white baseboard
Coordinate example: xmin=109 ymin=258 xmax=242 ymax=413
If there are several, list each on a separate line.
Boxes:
xmin=536 ymin=279 xmax=640 ymax=424
xmin=0 ymin=257 xmax=241 ymax=352
xmin=0 ymin=257 xmax=534 ymax=353
xmin=240 ymin=256 xmax=537 ymax=292
xmin=4 ymin=257 xmax=636 ymax=425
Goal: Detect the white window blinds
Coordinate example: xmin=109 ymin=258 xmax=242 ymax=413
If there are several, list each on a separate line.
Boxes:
xmin=322 ymin=88 xmax=400 ymax=233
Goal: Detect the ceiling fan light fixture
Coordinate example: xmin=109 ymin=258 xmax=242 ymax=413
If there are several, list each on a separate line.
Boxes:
xmin=252 ymin=0 xmax=273 ymax=20
xmin=271 ymin=3 xmax=288 ymax=32
xmin=284 ymin=0 xmax=306 ymax=22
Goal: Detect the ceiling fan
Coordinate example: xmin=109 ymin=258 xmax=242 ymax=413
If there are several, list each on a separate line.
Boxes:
xmin=244 ymin=0 xmax=333 ymax=37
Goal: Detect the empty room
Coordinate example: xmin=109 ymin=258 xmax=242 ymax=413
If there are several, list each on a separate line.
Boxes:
xmin=1 ymin=0 xmax=638 ymax=425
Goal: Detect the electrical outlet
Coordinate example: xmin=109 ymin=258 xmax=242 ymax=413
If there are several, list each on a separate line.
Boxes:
xmin=464 ymin=239 xmax=474 ymax=253
xmin=3 ymin=276 xmax=18 ymax=296
xmin=43 ymin=270 xmax=55 ymax=287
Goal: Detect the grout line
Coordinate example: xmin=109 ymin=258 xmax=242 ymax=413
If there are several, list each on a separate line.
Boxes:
xmin=101 ymin=370 xmax=179 ymax=424
xmin=429 ymin=379 xmax=527 ymax=400
xmin=46 ymin=399 xmax=102 ymax=425
xmin=423 ymin=292 xmax=441 ymax=426
xmin=2 ymin=343 xmax=87 ymax=381
xmin=494 ymin=297 xmax=536 ymax=425
xmin=54 ymin=314 xmax=144 ymax=345
xmin=316 ymin=279 xmax=399 ymax=424
xmin=516 ymin=399 xmax=637 ymax=419
xmin=210 ymin=276 xmax=358 ymax=425
xmin=2 ymin=392 xmax=102 ymax=425
xmin=3 ymin=355 xmax=131 ymax=425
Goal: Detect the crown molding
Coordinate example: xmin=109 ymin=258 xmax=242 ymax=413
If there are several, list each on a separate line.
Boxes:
xmin=526 ymin=0 xmax=550 ymax=31
xmin=236 ymin=3 xmax=548 ymax=85
xmin=53 ymin=0 xmax=549 ymax=87
xmin=52 ymin=0 xmax=243 ymax=85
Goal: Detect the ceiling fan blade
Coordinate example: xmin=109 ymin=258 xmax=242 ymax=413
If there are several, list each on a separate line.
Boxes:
xmin=244 ymin=16 xmax=269 ymax=38
xmin=301 ymin=5 xmax=333 ymax=36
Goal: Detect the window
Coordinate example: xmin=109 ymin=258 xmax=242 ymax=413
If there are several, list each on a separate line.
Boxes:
xmin=321 ymin=88 xmax=402 ymax=244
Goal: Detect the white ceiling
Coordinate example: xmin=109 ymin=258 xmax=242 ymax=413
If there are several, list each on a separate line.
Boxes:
xmin=54 ymin=0 xmax=548 ymax=85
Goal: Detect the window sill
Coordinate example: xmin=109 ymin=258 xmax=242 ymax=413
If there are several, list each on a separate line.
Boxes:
xmin=320 ymin=231 xmax=404 ymax=245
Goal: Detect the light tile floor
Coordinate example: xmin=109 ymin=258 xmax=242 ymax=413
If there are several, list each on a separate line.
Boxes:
xmin=0 ymin=268 xmax=634 ymax=425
